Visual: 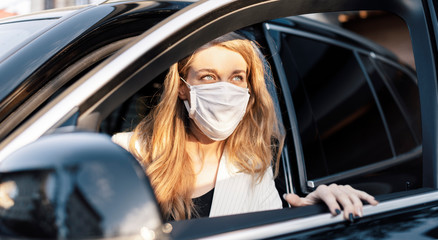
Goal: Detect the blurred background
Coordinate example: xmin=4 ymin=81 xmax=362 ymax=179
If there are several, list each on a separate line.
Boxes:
xmin=0 ymin=1 xmax=415 ymax=69
xmin=0 ymin=0 xmax=104 ymax=16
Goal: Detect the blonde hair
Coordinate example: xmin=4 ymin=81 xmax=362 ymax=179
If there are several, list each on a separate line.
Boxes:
xmin=130 ymin=33 xmax=284 ymax=220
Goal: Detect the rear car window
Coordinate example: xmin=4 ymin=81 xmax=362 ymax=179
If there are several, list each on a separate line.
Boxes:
xmin=278 ymin=33 xmax=393 ymax=178
xmin=265 ymin=14 xmax=422 ymax=194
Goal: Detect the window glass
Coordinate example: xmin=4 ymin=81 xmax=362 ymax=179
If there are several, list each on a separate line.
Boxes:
xmin=100 ymin=74 xmax=164 ymax=135
xmin=0 ymin=19 xmax=59 ymax=60
xmin=375 ymin=60 xmax=422 ymax=143
xmin=277 ymin=33 xmax=393 ymax=179
xmin=359 ymin=54 xmax=421 ymax=154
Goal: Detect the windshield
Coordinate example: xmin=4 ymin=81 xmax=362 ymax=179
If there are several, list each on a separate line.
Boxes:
xmin=0 ymin=18 xmax=60 ymax=61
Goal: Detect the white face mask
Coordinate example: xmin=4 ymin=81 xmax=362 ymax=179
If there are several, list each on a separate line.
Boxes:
xmin=181 ymin=77 xmax=250 ymax=141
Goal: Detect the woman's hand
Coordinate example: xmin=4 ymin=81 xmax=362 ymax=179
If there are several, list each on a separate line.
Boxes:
xmin=283 ymin=184 xmax=379 ymax=221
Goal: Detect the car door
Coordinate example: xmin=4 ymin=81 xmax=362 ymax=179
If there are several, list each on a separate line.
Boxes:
xmin=0 ymin=0 xmax=437 ymax=239
xmin=263 ymin=15 xmax=423 ymax=197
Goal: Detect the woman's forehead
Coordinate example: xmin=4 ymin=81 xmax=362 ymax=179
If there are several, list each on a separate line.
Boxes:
xmin=189 ymin=45 xmax=247 ymax=74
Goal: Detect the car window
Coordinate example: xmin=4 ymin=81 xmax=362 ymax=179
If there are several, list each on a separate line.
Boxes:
xmin=275 ymin=32 xmax=393 ymax=178
xmin=100 ymin=74 xmax=164 ymax=135
xmin=0 ymin=19 xmax=60 ymax=60
xmin=358 ymin=54 xmax=421 ymax=154
xmin=0 ymin=7 xmax=173 ymax=143
xmin=98 ymin=12 xmax=424 ymax=201
xmin=373 ymin=59 xmax=422 ymax=143
xmin=0 ymin=38 xmax=136 ymax=142
xmin=265 ymin=13 xmax=422 ymax=194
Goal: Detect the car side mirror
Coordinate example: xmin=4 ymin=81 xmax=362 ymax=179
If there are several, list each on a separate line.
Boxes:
xmin=0 ymin=132 xmax=168 ymax=239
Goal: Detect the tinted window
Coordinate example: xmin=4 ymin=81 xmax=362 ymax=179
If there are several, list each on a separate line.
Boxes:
xmin=277 ymin=33 xmax=393 ymax=179
xmin=0 ymin=19 xmax=59 ymax=60
xmin=359 ymin=54 xmax=421 ymax=154
xmin=100 ymin=75 xmax=164 ymax=135
xmin=375 ymin=59 xmax=422 ymax=143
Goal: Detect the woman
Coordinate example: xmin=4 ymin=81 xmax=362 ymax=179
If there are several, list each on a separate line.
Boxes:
xmin=112 ymin=32 xmax=378 ymax=222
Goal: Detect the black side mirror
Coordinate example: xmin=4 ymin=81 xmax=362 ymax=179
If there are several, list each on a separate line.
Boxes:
xmin=0 ymin=132 xmax=168 ymax=239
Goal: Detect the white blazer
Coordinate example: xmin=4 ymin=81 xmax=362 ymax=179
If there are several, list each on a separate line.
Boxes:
xmin=111 ymin=132 xmax=282 ymax=217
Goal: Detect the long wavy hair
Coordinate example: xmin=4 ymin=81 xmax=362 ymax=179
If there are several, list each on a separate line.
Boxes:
xmin=129 ymin=33 xmax=284 ymax=220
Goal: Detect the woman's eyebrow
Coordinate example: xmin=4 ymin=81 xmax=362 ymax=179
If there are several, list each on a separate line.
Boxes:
xmin=232 ymin=70 xmax=246 ymax=75
xmin=194 ymin=69 xmax=247 ymax=76
xmin=196 ymin=68 xmax=218 ymax=75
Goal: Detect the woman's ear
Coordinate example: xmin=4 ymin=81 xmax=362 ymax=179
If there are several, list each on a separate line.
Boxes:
xmin=178 ymin=81 xmax=188 ymax=100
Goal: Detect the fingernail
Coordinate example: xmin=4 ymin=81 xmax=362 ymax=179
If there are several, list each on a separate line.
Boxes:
xmin=357 ymin=208 xmax=363 ymax=217
xmin=349 ymin=213 xmax=354 ymax=223
xmin=335 ymin=209 xmax=341 ymax=215
xmin=282 ymin=193 xmax=287 ymax=200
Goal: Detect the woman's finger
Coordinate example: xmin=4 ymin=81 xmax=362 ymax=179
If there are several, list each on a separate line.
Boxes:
xmin=325 ymin=184 xmax=357 ymax=220
xmin=283 ymin=193 xmax=313 ymax=207
xmin=347 ymin=185 xmax=379 ymax=206
xmin=308 ymin=185 xmax=342 ymax=216
xmin=288 ymin=184 xmax=378 ymax=221
xmin=339 ymin=185 xmax=364 ymax=218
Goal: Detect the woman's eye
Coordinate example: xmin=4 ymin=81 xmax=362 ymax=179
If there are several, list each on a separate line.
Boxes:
xmin=201 ymin=75 xmax=215 ymax=81
xmin=232 ymin=76 xmax=244 ymax=81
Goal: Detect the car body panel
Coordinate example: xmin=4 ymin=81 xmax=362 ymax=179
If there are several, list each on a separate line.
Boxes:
xmin=168 ymin=189 xmax=438 ymax=239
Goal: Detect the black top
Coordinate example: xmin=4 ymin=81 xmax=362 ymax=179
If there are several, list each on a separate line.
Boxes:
xmin=192 ymin=188 xmax=215 ymax=218
xmin=165 ymin=188 xmax=214 ymax=222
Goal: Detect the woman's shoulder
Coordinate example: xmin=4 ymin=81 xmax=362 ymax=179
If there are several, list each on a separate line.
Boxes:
xmin=111 ymin=132 xmax=134 ymax=151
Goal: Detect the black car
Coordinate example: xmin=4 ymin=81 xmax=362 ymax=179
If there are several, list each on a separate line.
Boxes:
xmin=0 ymin=0 xmax=436 ymax=239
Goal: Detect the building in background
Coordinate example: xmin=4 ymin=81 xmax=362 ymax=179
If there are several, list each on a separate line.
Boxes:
xmin=0 ymin=9 xmax=17 ymax=18
xmin=0 ymin=0 xmax=104 ymax=17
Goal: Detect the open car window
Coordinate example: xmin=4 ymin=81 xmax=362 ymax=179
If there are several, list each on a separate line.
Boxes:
xmin=95 ymin=7 xmax=424 ymax=223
